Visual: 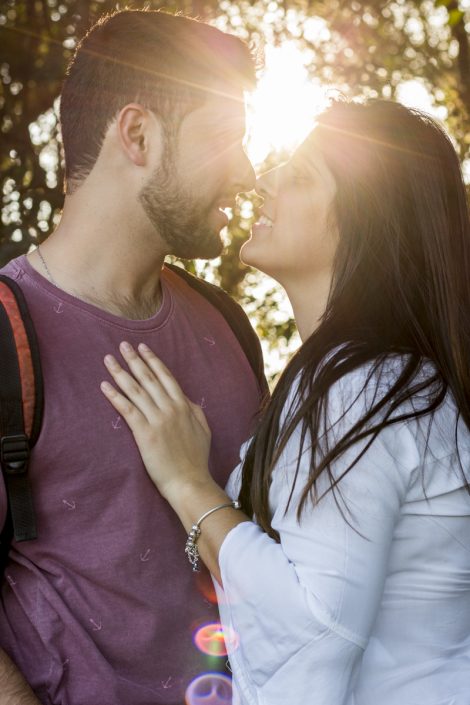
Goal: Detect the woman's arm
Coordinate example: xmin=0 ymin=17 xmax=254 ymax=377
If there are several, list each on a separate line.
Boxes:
xmin=101 ymin=345 xmax=419 ymax=700
xmin=101 ymin=341 xmax=249 ymax=583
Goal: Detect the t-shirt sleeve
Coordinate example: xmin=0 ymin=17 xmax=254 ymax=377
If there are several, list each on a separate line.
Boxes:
xmin=216 ymin=365 xmax=420 ymax=704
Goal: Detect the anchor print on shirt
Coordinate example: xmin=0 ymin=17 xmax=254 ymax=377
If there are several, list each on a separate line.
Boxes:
xmin=112 ymin=416 xmax=122 ymax=430
xmin=89 ymin=617 xmax=102 ymax=631
xmin=54 ymin=302 xmax=64 ymax=314
xmin=140 ymin=548 xmax=151 ymax=562
xmin=161 ymin=676 xmax=173 ymax=689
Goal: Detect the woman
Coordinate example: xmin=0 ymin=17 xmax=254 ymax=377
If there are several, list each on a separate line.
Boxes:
xmin=100 ymin=100 xmax=470 ymax=704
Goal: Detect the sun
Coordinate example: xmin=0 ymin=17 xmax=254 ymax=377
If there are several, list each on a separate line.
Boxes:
xmin=245 ymin=42 xmax=330 ymax=167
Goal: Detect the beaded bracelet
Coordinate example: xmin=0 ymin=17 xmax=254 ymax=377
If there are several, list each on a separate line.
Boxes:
xmin=185 ymin=500 xmax=241 ymax=572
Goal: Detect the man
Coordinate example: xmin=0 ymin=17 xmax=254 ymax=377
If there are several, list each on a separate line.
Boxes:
xmin=0 ymin=9 xmax=265 ymax=704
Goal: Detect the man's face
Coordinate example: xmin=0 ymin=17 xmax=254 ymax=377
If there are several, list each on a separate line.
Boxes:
xmin=138 ymin=96 xmax=255 ymax=259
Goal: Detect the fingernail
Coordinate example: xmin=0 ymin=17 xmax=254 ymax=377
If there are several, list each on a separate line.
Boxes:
xmin=104 ymin=354 xmax=117 ymax=368
xmin=120 ymin=341 xmax=133 ymax=353
xmin=138 ymin=343 xmax=150 ymax=353
xmin=101 ymin=381 xmax=114 ymax=393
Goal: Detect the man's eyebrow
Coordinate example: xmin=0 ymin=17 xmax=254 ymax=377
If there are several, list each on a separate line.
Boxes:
xmin=206 ymin=113 xmax=246 ymax=131
xmin=212 ymin=118 xmax=244 ymax=128
xmin=211 ymin=123 xmax=246 ymax=139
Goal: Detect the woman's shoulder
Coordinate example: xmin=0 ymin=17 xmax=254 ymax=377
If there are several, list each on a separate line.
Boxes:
xmin=290 ymin=349 xmax=418 ymax=424
xmin=316 ymin=350 xmax=470 ymax=495
xmin=310 ymin=347 xmax=442 ymax=418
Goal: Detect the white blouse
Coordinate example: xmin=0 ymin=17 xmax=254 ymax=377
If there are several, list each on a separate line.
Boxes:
xmin=215 ymin=360 xmax=470 ymax=705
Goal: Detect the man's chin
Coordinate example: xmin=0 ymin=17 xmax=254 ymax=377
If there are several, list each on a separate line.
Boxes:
xmin=174 ymin=232 xmax=224 ymax=260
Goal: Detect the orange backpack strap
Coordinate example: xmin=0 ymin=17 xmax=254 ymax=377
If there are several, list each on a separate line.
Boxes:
xmin=0 ymin=275 xmax=43 ymax=572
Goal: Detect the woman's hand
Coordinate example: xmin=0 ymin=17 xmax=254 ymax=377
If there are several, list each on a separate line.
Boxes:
xmin=101 ymin=342 xmax=212 ymax=502
xmin=101 ymin=342 xmax=249 ymax=583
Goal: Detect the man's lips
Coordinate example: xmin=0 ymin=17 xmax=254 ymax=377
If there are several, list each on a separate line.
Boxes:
xmin=211 ymin=196 xmax=237 ymax=227
xmin=212 ymin=207 xmax=229 ymax=226
xmin=217 ymin=198 xmax=236 ymax=210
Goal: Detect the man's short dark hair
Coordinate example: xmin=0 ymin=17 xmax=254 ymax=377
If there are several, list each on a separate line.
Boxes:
xmin=60 ymin=9 xmax=256 ymax=193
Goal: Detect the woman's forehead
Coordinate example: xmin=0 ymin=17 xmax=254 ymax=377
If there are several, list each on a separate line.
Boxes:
xmin=291 ymin=131 xmax=337 ymax=195
xmin=293 ymin=131 xmax=327 ymax=171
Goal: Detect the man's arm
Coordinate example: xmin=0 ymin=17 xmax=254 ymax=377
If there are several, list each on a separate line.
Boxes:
xmin=0 ymin=649 xmax=41 ymax=705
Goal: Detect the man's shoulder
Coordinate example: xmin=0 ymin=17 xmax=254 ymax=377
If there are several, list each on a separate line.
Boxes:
xmin=164 ymin=263 xmax=268 ymax=398
xmin=0 ymin=254 xmax=24 ymax=279
xmin=164 ymin=263 xmax=246 ymax=317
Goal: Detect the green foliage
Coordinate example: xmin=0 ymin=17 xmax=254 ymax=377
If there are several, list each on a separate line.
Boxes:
xmin=1 ymin=0 xmax=469 ymax=377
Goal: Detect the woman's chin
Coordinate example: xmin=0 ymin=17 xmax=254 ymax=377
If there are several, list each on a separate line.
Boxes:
xmin=240 ymin=241 xmax=280 ymax=282
xmin=240 ymin=239 xmax=264 ymax=270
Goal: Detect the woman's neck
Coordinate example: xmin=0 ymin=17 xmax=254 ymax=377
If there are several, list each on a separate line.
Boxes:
xmin=283 ymin=271 xmax=332 ymax=342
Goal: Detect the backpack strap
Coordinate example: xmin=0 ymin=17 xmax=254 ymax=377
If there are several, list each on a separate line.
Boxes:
xmin=0 ymin=275 xmax=43 ymax=573
xmin=165 ymin=263 xmax=269 ymax=400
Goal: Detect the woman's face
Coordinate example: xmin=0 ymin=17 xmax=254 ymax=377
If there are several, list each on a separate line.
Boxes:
xmin=240 ymin=133 xmax=338 ymax=289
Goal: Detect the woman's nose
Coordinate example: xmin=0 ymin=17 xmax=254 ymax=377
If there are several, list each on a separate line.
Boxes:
xmin=255 ymin=167 xmax=280 ymax=200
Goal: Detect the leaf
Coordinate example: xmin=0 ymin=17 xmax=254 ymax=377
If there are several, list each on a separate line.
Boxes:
xmin=448 ymin=9 xmax=464 ymax=26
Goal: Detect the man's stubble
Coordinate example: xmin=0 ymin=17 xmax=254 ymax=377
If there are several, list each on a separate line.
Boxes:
xmin=138 ymin=137 xmax=224 ymax=260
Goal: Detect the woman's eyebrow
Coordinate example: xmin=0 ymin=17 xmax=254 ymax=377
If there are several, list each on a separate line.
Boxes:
xmin=291 ymin=154 xmax=321 ymax=176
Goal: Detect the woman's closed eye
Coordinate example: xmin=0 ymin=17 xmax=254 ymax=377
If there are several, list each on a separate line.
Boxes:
xmin=289 ymin=162 xmax=315 ymax=184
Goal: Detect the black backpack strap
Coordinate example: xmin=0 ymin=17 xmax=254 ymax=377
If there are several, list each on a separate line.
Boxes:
xmin=166 ymin=263 xmax=269 ymax=399
xmin=0 ymin=275 xmax=43 ymax=574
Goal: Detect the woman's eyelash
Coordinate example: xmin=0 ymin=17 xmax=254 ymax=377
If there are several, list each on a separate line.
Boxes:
xmin=291 ymin=168 xmax=311 ymax=181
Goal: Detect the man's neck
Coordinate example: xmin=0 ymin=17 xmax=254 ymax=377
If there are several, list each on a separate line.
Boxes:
xmin=29 ymin=218 xmax=166 ymax=320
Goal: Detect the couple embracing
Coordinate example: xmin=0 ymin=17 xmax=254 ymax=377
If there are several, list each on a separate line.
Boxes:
xmin=0 ymin=8 xmax=469 ymax=705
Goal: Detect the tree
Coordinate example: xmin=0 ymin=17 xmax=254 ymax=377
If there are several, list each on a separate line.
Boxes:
xmin=1 ymin=0 xmax=469 ymax=377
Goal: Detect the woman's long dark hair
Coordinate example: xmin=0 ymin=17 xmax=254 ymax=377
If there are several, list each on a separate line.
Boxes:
xmin=240 ymin=100 xmax=470 ymax=540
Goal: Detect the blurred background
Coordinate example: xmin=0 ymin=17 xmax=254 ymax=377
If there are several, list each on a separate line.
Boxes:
xmin=1 ymin=0 xmax=469 ymax=380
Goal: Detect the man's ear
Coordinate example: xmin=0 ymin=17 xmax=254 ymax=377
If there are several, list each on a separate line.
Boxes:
xmin=116 ymin=103 xmax=162 ymax=167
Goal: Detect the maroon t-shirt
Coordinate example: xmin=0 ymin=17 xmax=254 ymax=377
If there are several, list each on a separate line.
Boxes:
xmin=0 ymin=256 xmax=262 ymax=705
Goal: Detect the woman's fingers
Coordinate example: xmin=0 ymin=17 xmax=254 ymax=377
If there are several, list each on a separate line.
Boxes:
xmin=117 ymin=342 xmax=173 ymax=410
xmin=103 ymin=354 xmax=160 ymax=420
xmin=136 ymin=343 xmax=187 ymax=402
xmin=101 ymin=346 xmax=213 ymax=502
xmin=104 ymin=343 xmax=196 ymax=423
xmin=100 ymin=380 xmax=146 ymax=434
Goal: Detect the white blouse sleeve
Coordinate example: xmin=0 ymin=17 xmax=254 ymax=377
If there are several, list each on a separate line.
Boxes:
xmin=216 ymin=366 xmax=420 ymax=705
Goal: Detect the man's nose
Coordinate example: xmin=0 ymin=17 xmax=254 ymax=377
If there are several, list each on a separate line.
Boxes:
xmin=234 ymin=151 xmax=256 ymax=194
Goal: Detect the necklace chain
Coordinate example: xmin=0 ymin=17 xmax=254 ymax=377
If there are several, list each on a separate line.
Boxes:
xmin=35 ymin=244 xmax=162 ymax=318
xmin=37 ymin=244 xmax=57 ymax=286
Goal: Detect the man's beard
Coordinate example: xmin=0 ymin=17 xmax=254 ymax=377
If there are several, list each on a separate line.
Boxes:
xmin=138 ymin=150 xmax=225 ymax=260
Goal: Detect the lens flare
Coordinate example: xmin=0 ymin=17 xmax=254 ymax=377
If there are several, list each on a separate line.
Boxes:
xmin=193 ymin=622 xmax=239 ymax=657
xmin=185 ymin=673 xmax=232 ymax=705
xmin=246 ymin=42 xmax=329 ymax=165
xmin=195 ymin=570 xmax=218 ymax=605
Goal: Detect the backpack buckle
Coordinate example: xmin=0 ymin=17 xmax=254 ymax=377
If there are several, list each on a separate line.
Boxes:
xmin=0 ymin=434 xmax=30 ymax=474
